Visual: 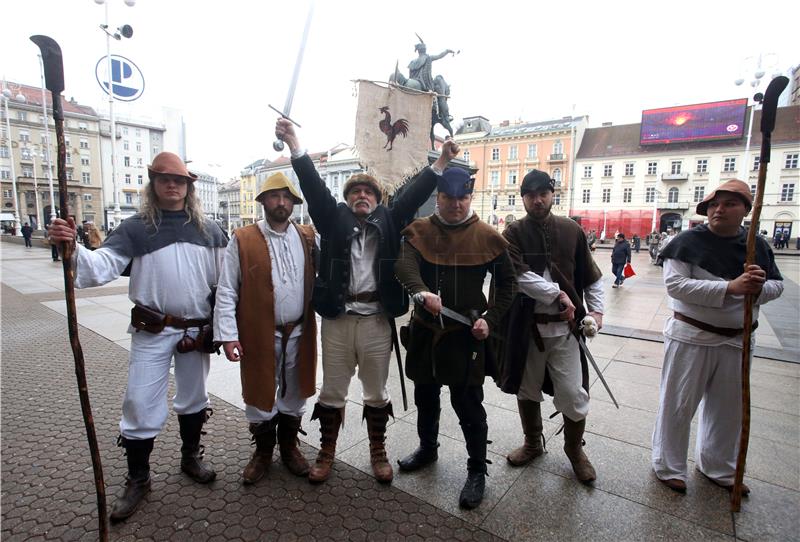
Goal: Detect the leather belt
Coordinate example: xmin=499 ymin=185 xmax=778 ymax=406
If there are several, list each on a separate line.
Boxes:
xmin=163 ymin=314 xmax=209 ymax=329
xmin=673 ymin=312 xmax=757 ymax=337
xmin=346 ymin=291 xmax=379 ymax=303
xmin=533 ymin=313 xmax=564 ymax=324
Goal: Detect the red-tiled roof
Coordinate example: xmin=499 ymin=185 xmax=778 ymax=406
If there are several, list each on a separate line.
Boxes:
xmin=4 ymin=82 xmax=97 ymax=117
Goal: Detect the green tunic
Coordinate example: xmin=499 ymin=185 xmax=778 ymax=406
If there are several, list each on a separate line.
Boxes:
xmin=395 ymin=214 xmax=516 ymax=386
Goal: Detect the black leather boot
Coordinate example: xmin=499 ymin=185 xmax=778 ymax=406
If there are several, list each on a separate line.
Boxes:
xmin=110 ymin=437 xmax=154 ymax=523
xmin=398 ymin=408 xmax=440 ymax=472
xmin=459 ymin=422 xmax=488 ymax=510
xmin=178 ymin=409 xmax=216 ymax=483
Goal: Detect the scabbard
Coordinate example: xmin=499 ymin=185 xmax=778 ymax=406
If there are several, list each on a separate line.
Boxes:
xmin=388 ymin=318 xmax=408 ymax=411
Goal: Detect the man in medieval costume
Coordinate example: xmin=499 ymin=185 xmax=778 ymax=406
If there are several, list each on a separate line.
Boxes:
xmin=394 ymin=168 xmax=515 ymax=509
xmin=214 ymin=172 xmax=318 ymax=484
xmin=274 ymin=118 xmax=458 ymax=484
xmin=500 ymin=169 xmax=604 ymax=484
xmin=652 ymin=179 xmax=783 ymax=494
xmin=48 ymin=152 xmax=228 ymax=522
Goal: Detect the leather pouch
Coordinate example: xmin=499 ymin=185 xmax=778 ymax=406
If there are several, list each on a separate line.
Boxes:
xmin=131 ymin=305 xmax=166 ymax=334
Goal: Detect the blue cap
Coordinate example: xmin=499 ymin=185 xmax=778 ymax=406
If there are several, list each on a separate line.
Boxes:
xmin=437 ymin=168 xmax=474 ymax=197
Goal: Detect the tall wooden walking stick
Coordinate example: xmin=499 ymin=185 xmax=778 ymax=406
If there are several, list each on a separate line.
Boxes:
xmin=30 ymin=35 xmax=108 ymax=540
xmin=731 ymin=75 xmax=788 ymax=512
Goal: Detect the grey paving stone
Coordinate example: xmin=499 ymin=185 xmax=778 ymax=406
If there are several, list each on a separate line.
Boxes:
xmin=734 ymin=477 xmax=800 ymax=541
xmin=482 ymin=465 xmax=735 ymax=541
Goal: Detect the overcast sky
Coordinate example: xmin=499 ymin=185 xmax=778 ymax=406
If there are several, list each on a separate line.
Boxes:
xmin=4 ymin=0 xmax=798 ymax=181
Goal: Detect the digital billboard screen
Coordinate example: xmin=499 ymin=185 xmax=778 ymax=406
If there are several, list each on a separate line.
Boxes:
xmin=640 ymin=98 xmax=748 ymax=145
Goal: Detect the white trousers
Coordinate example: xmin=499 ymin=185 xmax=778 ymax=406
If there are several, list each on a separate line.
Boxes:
xmin=245 ymin=333 xmax=307 ymax=423
xmin=318 ymin=313 xmax=391 ymax=409
xmin=652 ymin=339 xmax=742 ymax=484
xmin=517 ymin=334 xmax=589 ymax=421
xmin=120 ymin=329 xmax=210 ymax=440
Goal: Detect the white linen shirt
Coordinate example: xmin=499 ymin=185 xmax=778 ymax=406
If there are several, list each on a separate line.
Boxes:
xmin=214 ymin=220 xmax=306 ymax=342
xmin=662 ymin=258 xmax=783 ymax=348
xmin=73 ymin=241 xmax=223 ymax=334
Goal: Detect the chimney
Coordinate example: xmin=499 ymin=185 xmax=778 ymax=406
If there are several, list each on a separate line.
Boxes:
xmin=500 ymin=120 xmax=509 ymax=127
xmin=601 ymin=122 xmax=612 ymax=127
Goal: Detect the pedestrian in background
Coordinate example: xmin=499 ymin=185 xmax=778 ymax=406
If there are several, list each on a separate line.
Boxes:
xmin=611 ymin=233 xmax=631 ymax=288
xmin=21 ymin=222 xmax=33 ymax=248
xmin=632 ymin=233 xmax=641 ymax=253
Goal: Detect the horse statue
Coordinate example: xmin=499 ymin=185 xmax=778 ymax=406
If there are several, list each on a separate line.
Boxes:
xmin=390 ymin=66 xmax=454 ymax=150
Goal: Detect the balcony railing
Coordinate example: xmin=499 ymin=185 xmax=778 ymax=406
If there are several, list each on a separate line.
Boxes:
xmin=661 ymin=172 xmax=689 ymax=182
xmin=658 ymin=201 xmax=690 ymax=210
xmin=548 ymin=153 xmax=565 ymax=162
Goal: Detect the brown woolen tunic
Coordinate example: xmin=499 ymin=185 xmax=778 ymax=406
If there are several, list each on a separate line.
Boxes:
xmin=235 ymin=223 xmax=318 ymax=412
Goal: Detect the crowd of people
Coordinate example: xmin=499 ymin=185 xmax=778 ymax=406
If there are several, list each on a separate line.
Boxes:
xmin=45 ymin=121 xmax=784 ymax=523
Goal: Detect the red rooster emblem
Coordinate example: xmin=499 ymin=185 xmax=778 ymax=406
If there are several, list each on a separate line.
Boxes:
xmin=379 ymin=106 xmax=409 ymax=151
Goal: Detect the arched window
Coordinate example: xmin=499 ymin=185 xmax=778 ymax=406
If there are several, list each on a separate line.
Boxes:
xmin=668 ymin=187 xmax=679 ymax=203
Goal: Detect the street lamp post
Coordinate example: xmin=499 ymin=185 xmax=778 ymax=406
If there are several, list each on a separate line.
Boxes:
xmin=1 ymin=84 xmax=24 ymax=235
xmin=95 ymin=0 xmax=135 ymax=228
xmin=735 ymin=53 xmax=779 ymax=176
xmin=29 ymin=147 xmax=43 ymax=229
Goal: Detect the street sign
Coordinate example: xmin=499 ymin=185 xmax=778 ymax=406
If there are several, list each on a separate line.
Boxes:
xmin=95 ymin=54 xmax=145 ymax=101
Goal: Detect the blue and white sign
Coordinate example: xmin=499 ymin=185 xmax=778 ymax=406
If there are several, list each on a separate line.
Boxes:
xmin=95 ymin=54 xmax=145 ymax=101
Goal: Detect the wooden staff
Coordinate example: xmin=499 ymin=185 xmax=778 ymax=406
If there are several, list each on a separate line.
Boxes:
xmin=731 ymin=75 xmax=788 ymax=512
xmin=30 ymin=35 xmax=108 ymax=540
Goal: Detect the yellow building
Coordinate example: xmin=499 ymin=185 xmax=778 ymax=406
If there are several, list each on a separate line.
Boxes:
xmin=454 ymin=115 xmax=587 ymax=228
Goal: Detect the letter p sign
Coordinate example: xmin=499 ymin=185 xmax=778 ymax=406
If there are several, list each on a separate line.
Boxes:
xmin=95 ymin=54 xmax=145 ymax=102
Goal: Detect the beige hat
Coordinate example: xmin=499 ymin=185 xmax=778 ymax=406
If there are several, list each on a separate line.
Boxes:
xmin=696 ymin=179 xmax=753 ymax=216
xmin=147 ymin=152 xmax=197 ymax=181
xmin=255 ymin=172 xmax=303 ymax=204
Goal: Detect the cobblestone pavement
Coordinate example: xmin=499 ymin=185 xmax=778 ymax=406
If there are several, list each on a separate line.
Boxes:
xmin=1 ymin=283 xmax=500 ymax=542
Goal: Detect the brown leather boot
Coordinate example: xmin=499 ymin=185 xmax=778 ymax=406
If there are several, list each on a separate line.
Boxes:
xmin=364 ymin=403 xmax=393 ymax=484
xmin=110 ymin=437 xmax=154 ymax=523
xmin=178 ymin=409 xmax=216 ymax=484
xmin=506 ymin=400 xmax=545 ymax=466
xmin=308 ymin=404 xmax=342 ymax=483
xmin=278 ymin=413 xmax=310 ymax=476
xmin=563 ymin=415 xmax=596 ymax=484
xmin=243 ymin=418 xmax=278 ymax=485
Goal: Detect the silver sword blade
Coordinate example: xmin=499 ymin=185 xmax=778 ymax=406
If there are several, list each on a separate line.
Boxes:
xmin=439 ymin=305 xmax=473 ymax=327
xmin=577 ymin=334 xmax=619 ymax=409
xmin=283 ymin=0 xmax=315 ymax=116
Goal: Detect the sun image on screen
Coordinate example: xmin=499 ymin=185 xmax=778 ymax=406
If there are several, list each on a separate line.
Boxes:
xmin=640 ymin=99 xmax=748 ymax=145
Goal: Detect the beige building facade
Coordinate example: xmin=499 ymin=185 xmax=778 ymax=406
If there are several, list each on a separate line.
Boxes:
xmin=1 ymin=82 xmax=104 ymax=230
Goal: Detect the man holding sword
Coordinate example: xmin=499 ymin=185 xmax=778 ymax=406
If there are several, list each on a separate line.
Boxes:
xmin=394 ymin=167 xmax=515 ymax=509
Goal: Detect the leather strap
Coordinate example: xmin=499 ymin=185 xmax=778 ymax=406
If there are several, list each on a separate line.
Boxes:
xmin=673 ymin=311 xmax=758 ymax=337
xmin=533 ymin=313 xmax=564 ymax=324
xmin=346 ymin=291 xmax=380 ymax=303
xmin=163 ymin=314 xmax=209 ymax=329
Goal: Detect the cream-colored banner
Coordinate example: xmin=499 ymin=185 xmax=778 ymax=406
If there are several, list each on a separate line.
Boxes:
xmin=354 ymin=80 xmax=433 ymax=196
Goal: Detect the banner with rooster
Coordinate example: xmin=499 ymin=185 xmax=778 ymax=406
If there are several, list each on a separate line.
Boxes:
xmin=354 ymin=80 xmax=433 ymax=195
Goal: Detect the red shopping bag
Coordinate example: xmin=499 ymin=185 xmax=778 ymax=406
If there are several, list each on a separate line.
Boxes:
xmin=623 ymin=262 xmax=636 ymax=278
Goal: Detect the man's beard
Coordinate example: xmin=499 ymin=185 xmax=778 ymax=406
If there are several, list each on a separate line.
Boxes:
xmin=527 ymin=201 xmax=552 ymax=219
xmin=267 ymin=207 xmax=291 ymax=224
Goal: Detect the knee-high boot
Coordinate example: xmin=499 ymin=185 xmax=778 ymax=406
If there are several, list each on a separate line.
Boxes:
xmin=110 ymin=437 xmax=154 ymax=523
xmin=308 ymin=403 xmax=343 ymax=483
xmin=242 ymin=417 xmax=278 ymax=484
xmin=506 ymin=400 xmax=545 ymax=466
xmin=277 ymin=413 xmax=310 ymax=476
xmin=563 ymin=415 xmax=596 ymax=484
xmin=364 ymin=403 xmax=394 ymax=483
xmin=178 ymin=408 xmax=216 ymax=484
